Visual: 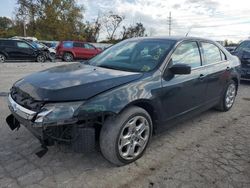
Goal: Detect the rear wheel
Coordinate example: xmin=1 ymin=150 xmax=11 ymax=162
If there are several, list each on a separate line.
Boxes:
xmin=100 ymin=106 xmax=152 ymax=166
xmin=0 ymin=54 xmax=6 ymax=63
xmin=63 ymin=52 xmax=73 ymax=62
xmin=215 ymin=80 xmax=237 ymax=111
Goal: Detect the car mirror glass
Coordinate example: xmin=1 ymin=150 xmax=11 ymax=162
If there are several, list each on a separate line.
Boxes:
xmin=169 ymin=64 xmax=191 ymax=75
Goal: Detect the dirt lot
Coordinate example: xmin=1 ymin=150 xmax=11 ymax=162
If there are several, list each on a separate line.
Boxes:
xmin=0 ymin=62 xmax=250 ymax=188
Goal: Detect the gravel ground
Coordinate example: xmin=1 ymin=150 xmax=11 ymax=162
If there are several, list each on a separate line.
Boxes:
xmin=0 ymin=62 xmax=250 ymax=188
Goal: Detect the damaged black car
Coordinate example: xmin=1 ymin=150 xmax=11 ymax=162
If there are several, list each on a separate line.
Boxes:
xmin=6 ymin=37 xmax=241 ymax=166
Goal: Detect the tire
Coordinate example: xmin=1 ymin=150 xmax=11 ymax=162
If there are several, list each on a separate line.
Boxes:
xmin=49 ymin=52 xmax=56 ymax=61
xmin=215 ymin=80 xmax=237 ymax=112
xmin=63 ymin=52 xmax=73 ymax=62
xmin=36 ymin=54 xmax=46 ymax=63
xmin=100 ymin=106 xmax=153 ymax=166
xmin=0 ymin=54 xmax=6 ymax=63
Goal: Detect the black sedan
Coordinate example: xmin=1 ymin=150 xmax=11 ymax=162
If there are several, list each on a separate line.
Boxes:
xmin=6 ymin=37 xmax=241 ymax=166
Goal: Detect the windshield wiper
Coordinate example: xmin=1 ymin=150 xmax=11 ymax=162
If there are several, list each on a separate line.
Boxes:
xmin=98 ymin=65 xmax=139 ymax=73
xmin=98 ymin=65 xmax=120 ymax=70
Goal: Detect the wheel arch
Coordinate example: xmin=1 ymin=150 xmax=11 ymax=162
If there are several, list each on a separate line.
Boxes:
xmin=231 ymin=76 xmax=239 ymax=94
xmin=63 ymin=51 xmax=75 ymax=58
xmin=119 ymin=99 xmax=159 ymax=133
xmin=0 ymin=51 xmax=8 ymax=59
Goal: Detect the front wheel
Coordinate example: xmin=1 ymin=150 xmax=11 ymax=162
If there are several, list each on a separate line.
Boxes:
xmin=100 ymin=106 xmax=152 ymax=166
xmin=36 ymin=54 xmax=46 ymax=63
xmin=215 ymin=80 xmax=237 ymax=111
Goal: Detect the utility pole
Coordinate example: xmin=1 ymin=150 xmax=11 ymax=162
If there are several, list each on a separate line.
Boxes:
xmin=23 ymin=21 xmax=26 ymax=37
xmin=168 ymin=12 xmax=171 ymax=36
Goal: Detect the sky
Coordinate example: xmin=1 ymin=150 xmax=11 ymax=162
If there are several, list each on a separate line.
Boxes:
xmin=1 ymin=0 xmax=250 ymax=42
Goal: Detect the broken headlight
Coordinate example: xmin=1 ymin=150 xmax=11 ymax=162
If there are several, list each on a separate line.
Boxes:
xmin=35 ymin=101 xmax=83 ymax=125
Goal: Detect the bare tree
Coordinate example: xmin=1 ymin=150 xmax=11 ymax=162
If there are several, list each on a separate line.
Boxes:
xmin=103 ymin=12 xmax=124 ymax=41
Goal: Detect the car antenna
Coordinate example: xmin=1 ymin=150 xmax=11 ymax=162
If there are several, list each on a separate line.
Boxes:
xmin=185 ymin=27 xmax=192 ymax=37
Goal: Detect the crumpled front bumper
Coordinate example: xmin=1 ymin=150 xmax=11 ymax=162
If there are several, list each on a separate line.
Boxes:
xmin=6 ymin=94 xmax=45 ymax=142
xmin=6 ymin=94 xmax=97 ymax=155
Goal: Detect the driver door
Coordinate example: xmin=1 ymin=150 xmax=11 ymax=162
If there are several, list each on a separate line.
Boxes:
xmin=160 ymin=41 xmax=208 ymax=122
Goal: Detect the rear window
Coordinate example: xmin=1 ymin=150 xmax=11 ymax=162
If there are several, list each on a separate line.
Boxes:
xmin=201 ymin=42 xmax=222 ymax=65
xmin=84 ymin=43 xmax=95 ymax=49
xmin=235 ymin=41 xmax=250 ymax=53
xmin=73 ymin=42 xmax=83 ymax=47
xmin=0 ymin=40 xmax=15 ymax=47
xmin=63 ymin=41 xmax=73 ymax=48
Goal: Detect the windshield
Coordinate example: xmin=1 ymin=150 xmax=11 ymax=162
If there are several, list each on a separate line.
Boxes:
xmin=88 ymin=39 xmax=176 ymax=72
xmin=32 ymin=41 xmax=45 ymax=49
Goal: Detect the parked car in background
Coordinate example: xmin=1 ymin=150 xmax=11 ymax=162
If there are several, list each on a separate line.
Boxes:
xmin=6 ymin=37 xmax=241 ymax=166
xmin=0 ymin=39 xmax=47 ymax=63
xmin=231 ymin=40 xmax=250 ymax=80
xmin=11 ymin=36 xmax=56 ymax=61
xmin=56 ymin=41 xmax=102 ymax=61
xmin=30 ymin=41 xmax=56 ymax=60
xmin=40 ymin=41 xmax=59 ymax=49
xmin=225 ymin=46 xmax=236 ymax=53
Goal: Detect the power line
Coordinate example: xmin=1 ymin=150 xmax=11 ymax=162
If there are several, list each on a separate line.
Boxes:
xmin=171 ymin=20 xmax=250 ymax=29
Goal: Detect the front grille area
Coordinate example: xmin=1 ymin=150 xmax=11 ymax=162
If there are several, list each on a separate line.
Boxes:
xmin=10 ymin=87 xmax=43 ymax=112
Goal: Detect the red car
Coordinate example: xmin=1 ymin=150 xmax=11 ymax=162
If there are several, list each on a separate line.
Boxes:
xmin=56 ymin=41 xmax=102 ymax=61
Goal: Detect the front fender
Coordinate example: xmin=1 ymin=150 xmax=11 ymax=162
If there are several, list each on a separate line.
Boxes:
xmin=75 ymin=72 xmax=162 ymax=119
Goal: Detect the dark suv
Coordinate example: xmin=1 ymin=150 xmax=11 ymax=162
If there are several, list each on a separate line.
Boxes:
xmin=231 ymin=40 xmax=250 ymax=80
xmin=56 ymin=41 xmax=102 ymax=62
xmin=6 ymin=37 xmax=240 ymax=166
xmin=0 ymin=39 xmax=47 ymax=63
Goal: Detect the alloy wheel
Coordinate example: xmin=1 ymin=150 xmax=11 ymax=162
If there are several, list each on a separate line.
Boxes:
xmin=65 ymin=54 xmax=73 ymax=61
xmin=37 ymin=55 xmax=45 ymax=63
xmin=118 ymin=116 xmax=150 ymax=160
xmin=225 ymin=83 xmax=236 ymax=109
xmin=0 ymin=54 xmax=5 ymax=63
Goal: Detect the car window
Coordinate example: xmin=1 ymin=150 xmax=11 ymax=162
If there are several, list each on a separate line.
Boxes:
xmin=201 ymin=42 xmax=222 ymax=65
xmin=88 ymin=39 xmax=176 ymax=72
xmin=63 ymin=42 xmax=73 ymax=48
xmin=73 ymin=42 xmax=82 ymax=48
xmin=0 ymin=40 xmax=15 ymax=47
xmin=235 ymin=41 xmax=250 ymax=53
xmin=84 ymin=43 xmax=95 ymax=49
xmin=17 ymin=42 xmax=31 ymax=49
xmin=171 ymin=42 xmax=201 ymax=68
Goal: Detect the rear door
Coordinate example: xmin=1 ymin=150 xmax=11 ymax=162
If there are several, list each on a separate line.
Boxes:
xmin=73 ymin=42 xmax=84 ymax=58
xmin=200 ymin=41 xmax=230 ymax=101
xmin=1 ymin=40 xmax=16 ymax=59
xmin=82 ymin=43 xmax=98 ymax=59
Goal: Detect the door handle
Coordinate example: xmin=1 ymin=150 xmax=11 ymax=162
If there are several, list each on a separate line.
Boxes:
xmin=199 ymin=74 xmax=206 ymax=80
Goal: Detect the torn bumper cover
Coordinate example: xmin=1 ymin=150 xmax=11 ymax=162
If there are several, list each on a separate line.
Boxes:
xmin=6 ymin=94 xmax=114 ymax=157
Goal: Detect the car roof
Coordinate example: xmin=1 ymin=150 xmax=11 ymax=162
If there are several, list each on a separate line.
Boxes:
xmin=0 ymin=38 xmax=28 ymax=42
xmin=126 ymin=36 xmax=218 ymax=43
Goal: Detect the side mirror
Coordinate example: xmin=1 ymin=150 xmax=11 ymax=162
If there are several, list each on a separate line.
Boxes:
xmin=169 ymin=64 xmax=191 ymax=75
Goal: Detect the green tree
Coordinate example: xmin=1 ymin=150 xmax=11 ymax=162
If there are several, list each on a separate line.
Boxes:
xmin=121 ymin=22 xmax=146 ymax=39
xmin=15 ymin=0 xmax=85 ymax=40
xmin=0 ymin=17 xmax=17 ymax=38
